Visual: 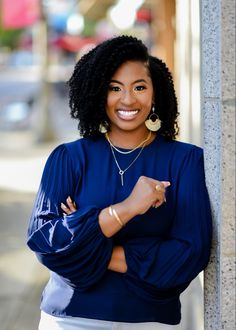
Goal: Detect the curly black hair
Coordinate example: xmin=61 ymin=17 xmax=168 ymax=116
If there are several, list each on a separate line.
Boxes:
xmin=68 ymin=35 xmax=179 ymax=140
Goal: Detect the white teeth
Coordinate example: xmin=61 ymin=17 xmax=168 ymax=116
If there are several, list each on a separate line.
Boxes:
xmin=118 ymin=110 xmax=138 ymax=117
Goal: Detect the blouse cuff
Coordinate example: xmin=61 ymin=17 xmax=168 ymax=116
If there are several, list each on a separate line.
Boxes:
xmin=27 ymin=206 xmax=112 ymax=254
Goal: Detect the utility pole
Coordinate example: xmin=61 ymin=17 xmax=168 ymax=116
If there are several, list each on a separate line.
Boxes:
xmin=34 ymin=1 xmax=55 ymax=142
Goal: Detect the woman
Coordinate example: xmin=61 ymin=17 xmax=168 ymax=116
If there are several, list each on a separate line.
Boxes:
xmin=27 ymin=35 xmax=212 ymax=329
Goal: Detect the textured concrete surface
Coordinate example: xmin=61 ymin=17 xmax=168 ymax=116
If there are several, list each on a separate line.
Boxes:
xmin=201 ymin=0 xmax=236 ymax=329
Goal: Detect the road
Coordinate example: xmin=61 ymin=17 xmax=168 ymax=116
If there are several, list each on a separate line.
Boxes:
xmin=0 ymin=66 xmax=78 ymax=139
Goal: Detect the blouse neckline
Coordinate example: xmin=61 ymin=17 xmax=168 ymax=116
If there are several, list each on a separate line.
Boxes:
xmin=103 ymin=132 xmax=160 ymax=152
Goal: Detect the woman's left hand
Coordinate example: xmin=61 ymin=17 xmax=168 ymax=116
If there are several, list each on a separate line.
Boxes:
xmin=61 ymin=196 xmax=77 ymax=215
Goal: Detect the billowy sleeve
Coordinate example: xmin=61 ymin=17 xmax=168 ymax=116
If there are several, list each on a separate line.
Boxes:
xmin=27 ymin=144 xmax=113 ymax=291
xmin=123 ymin=146 xmax=212 ymax=301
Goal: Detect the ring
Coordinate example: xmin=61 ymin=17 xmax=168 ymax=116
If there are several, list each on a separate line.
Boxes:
xmin=155 ymin=184 xmax=161 ymax=191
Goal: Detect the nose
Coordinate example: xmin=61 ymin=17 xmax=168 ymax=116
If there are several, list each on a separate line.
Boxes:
xmin=121 ymin=90 xmax=136 ymax=105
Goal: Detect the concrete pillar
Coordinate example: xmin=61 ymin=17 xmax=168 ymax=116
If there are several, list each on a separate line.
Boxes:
xmin=201 ymin=1 xmax=236 ymax=329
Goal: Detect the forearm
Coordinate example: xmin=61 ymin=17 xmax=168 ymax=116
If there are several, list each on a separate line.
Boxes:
xmin=98 ymin=177 xmax=169 ymax=238
xmin=108 ymin=246 xmax=127 ymax=273
xmin=98 ymin=199 xmax=136 ymax=238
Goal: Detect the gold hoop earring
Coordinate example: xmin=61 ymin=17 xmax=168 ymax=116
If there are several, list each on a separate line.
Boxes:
xmin=145 ymin=105 xmax=161 ymax=131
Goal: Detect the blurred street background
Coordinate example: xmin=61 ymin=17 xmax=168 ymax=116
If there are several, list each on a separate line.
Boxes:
xmin=0 ymin=1 xmax=203 ymax=329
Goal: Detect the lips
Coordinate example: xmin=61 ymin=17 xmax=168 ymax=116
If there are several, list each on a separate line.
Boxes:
xmin=117 ymin=109 xmax=139 ymax=120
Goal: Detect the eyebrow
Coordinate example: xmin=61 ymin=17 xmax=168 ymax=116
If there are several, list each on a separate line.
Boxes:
xmin=109 ymin=79 xmax=148 ymax=85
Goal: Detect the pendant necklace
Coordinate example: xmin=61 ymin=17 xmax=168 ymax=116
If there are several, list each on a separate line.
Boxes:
xmin=105 ymin=131 xmax=151 ymax=154
xmin=107 ymin=132 xmax=151 ymax=186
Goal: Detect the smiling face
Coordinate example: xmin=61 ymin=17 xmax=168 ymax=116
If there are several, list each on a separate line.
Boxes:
xmin=106 ymin=60 xmax=154 ymax=136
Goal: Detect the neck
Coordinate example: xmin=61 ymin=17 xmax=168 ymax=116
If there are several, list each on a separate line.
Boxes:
xmin=107 ymin=129 xmax=153 ymax=149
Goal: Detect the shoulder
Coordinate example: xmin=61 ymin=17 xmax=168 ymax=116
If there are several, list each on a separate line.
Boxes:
xmin=63 ymin=136 xmax=105 ymax=155
xmin=158 ymin=135 xmax=204 ymax=170
xmin=51 ymin=137 xmax=106 ymax=166
xmin=170 ymin=141 xmax=205 ymax=176
xmin=158 ymin=134 xmax=202 ymax=156
xmin=171 ymin=140 xmax=203 ymax=158
xmin=49 ymin=137 xmax=94 ymax=154
xmin=43 ymin=138 xmax=91 ymax=176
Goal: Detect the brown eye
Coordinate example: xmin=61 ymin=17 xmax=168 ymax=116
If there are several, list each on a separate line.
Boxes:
xmin=134 ymin=85 xmax=146 ymax=91
xmin=109 ymin=86 xmax=120 ymax=92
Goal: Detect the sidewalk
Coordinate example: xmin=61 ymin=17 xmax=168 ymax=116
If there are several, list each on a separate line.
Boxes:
xmin=0 ymin=132 xmax=54 ymax=330
xmin=0 ymin=190 xmax=48 ymax=330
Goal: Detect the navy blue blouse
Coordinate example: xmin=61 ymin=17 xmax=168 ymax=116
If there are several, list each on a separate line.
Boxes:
xmin=27 ymin=133 xmax=212 ymax=325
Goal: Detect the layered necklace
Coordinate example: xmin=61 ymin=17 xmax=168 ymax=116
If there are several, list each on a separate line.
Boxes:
xmin=105 ymin=131 xmax=151 ymax=186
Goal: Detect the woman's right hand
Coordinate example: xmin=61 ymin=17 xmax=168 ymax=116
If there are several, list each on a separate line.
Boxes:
xmin=98 ymin=176 xmax=170 ymax=238
xmin=124 ymin=176 xmax=171 ymax=216
xmin=61 ymin=196 xmax=77 ymax=215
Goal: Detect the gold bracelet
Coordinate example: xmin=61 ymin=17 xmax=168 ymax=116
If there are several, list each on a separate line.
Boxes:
xmin=109 ymin=205 xmax=125 ymax=227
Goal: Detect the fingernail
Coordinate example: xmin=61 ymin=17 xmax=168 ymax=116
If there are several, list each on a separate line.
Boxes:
xmin=61 ymin=203 xmax=67 ymax=209
xmin=161 ymin=181 xmax=171 ymax=188
xmin=68 ymin=196 xmax=72 ymax=203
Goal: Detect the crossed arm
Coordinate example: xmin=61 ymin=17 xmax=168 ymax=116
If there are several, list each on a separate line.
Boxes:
xmin=61 ymin=177 xmax=169 ymax=273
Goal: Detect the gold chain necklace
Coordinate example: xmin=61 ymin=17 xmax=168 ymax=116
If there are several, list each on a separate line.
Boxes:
xmin=105 ymin=131 xmax=151 ymax=154
xmin=107 ymin=132 xmax=151 ymax=186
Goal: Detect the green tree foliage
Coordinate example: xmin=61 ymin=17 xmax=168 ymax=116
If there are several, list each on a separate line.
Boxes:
xmin=0 ymin=27 xmax=23 ymax=49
